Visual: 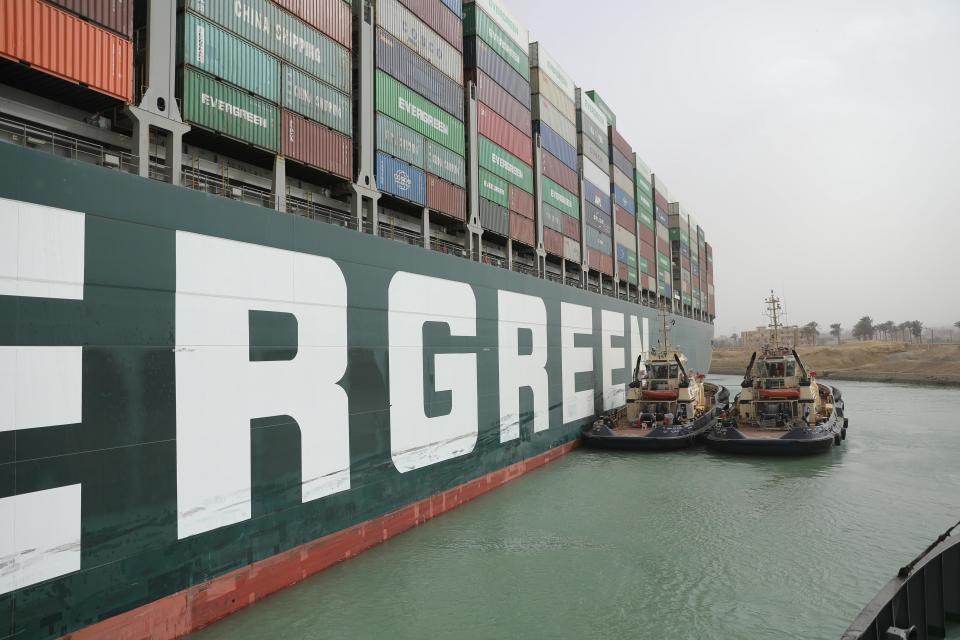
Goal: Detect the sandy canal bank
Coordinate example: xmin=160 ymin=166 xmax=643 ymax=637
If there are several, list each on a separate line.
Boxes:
xmin=709 ymin=341 xmax=960 ymax=386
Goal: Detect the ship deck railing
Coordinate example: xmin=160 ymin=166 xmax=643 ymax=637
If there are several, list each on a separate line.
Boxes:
xmin=0 ymin=114 xmax=718 ymax=322
xmin=0 ymin=114 xmax=140 ymax=175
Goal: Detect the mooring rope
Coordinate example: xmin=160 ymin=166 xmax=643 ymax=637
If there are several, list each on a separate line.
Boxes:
xmin=899 ymin=518 xmax=960 ymax=577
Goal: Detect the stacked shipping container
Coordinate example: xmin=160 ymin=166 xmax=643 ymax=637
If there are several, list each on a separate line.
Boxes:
xmin=668 ymin=202 xmax=693 ymax=310
xmin=576 ymin=89 xmax=613 ymax=275
xmin=529 ymin=42 xmax=578 ymax=260
xmin=374 ymin=0 xmax=466 ymax=218
xmin=0 ymin=0 xmax=134 ymax=103
xmin=177 ymin=0 xmax=353 ymax=178
xmin=635 ymin=155 xmax=657 ymax=297
xmin=606 ymin=111 xmax=639 ymax=288
xmin=464 ymin=0 xmax=533 ymax=241
xmin=5 ymin=0 xmax=717 ymax=321
xmin=651 ymin=174 xmax=673 ymax=302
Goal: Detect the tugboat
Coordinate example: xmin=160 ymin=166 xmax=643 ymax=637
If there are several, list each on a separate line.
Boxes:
xmin=706 ymin=292 xmax=848 ymax=455
xmin=582 ymin=305 xmax=729 ymax=451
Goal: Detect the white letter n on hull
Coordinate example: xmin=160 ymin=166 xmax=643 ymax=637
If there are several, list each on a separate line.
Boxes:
xmin=175 ymin=232 xmax=350 ymax=540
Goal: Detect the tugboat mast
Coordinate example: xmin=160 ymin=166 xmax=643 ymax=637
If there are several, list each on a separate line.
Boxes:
xmin=657 ymin=302 xmax=673 ymax=357
xmin=765 ymin=291 xmax=784 ymax=352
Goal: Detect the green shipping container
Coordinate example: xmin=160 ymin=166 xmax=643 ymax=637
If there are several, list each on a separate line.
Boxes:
xmin=282 ymin=65 xmax=351 ymax=135
xmin=180 ymin=13 xmax=280 ymax=103
xmin=183 ymin=0 xmax=351 ymax=94
xmin=426 ymin=140 xmax=466 ymax=188
xmin=376 ymin=71 xmax=464 ymax=156
xmin=541 ymin=176 xmax=578 ymax=218
xmin=658 ymin=252 xmax=671 ymax=272
xmin=463 ymin=4 xmax=530 ymax=82
xmin=680 ymin=229 xmax=689 ymax=245
xmin=628 ymin=265 xmax=639 ymax=284
xmin=638 ymin=207 xmax=654 ymax=230
xmin=478 ymin=169 xmax=509 ymax=207
xmin=478 ymin=136 xmax=532 ymax=193
xmin=585 ymin=90 xmax=616 ymax=127
xmin=627 ymin=251 xmax=638 ymax=269
xmin=669 ymin=227 xmax=681 ymax=241
xmin=181 ymin=68 xmax=279 ymax=151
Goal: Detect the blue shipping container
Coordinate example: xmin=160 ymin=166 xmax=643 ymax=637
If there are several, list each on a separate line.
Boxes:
xmin=613 ymin=185 xmax=635 ymax=213
xmin=534 ymin=121 xmax=577 ymax=172
xmin=441 ymin=0 xmax=462 ymax=17
xmin=583 ymin=180 xmax=611 ymax=214
xmin=377 ymin=151 xmax=427 ymax=205
xmin=662 ymin=284 xmax=673 ymax=297
xmin=585 ymin=202 xmax=612 ymax=235
xmin=616 ymin=243 xmax=633 ymax=263
xmin=680 ymin=244 xmax=690 ymax=258
xmin=655 ymin=205 xmax=669 ymax=226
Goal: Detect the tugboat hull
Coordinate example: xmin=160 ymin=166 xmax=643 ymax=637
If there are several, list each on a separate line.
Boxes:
xmin=706 ymin=385 xmax=845 ymax=456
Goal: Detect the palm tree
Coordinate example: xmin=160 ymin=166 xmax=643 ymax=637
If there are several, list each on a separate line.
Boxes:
xmin=910 ymin=321 xmax=924 ymax=344
xmin=897 ymin=321 xmax=912 ymax=342
xmin=829 ymin=323 xmax=842 ymax=345
xmin=852 ymin=316 xmax=874 ymax=341
xmin=954 ymin=321 xmax=960 ymax=343
xmin=877 ymin=321 xmax=895 ymax=341
xmin=800 ymin=321 xmax=820 ymax=345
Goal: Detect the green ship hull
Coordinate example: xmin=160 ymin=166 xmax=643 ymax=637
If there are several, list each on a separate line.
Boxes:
xmin=0 ymin=143 xmax=712 ymax=639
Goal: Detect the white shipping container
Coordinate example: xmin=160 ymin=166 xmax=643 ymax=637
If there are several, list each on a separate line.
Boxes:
xmin=652 ymin=174 xmax=670 ymax=201
xmin=634 ymin=153 xmax=652 ymax=183
xmin=532 ymin=94 xmax=576 ymax=145
xmin=469 ymin=0 xmax=529 ymax=55
xmin=530 ymin=69 xmax=575 ymax=122
xmin=612 ymin=165 xmax=633 ymax=194
xmin=563 ymin=236 xmax=581 ymax=262
xmin=581 ymin=156 xmax=609 ymax=194
xmin=577 ymin=88 xmax=607 ymax=133
xmin=378 ymin=0 xmax=463 ymax=84
xmin=614 ymin=223 xmax=636 ymax=245
xmin=529 ymin=42 xmax=575 ymax=102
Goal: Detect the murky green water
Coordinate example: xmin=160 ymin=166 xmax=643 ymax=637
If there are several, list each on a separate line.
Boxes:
xmin=192 ymin=377 xmax=960 ymax=640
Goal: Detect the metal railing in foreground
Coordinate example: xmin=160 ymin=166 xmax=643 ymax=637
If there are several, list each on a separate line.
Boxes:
xmin=842 ymin=519 xmax=960 ymax=640
xmin=0 ymin=115 xmax=139 ymax=175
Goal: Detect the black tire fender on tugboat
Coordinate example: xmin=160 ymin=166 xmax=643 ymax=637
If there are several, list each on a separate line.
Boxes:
xmin=844 ymin=417 xmax=849 ymax=429
xmin=834 ymin=433 xmax=841 ymax=446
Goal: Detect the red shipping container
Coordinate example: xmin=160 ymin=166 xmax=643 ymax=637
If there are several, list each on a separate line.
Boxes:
xmin=654 ymin=190 xmax=669 ymax=211
xmin=273 ymin=0 xmax=352 ymax=50
xmin=508 ymin=185 xmax=534 ymax=219
xmin=543 ymin=227 xmax=563 ymax=256
xmin=45 ymin=0 xmax=132 ymax=38
xmin=617 ymin=261 xmax=629 ymax=282
xmin=615 ymin=206 xmax=635 ymax=232
xmin=642 ymin=242 xmax=657 ymax=264
xmin=588 ymin=249 xmax=613 ymax=276
xmin=681 ymin=256 xmax=690 ymax=270
xmin=562 ymin=214 xmax=580 ymax=241
xmin=427 ymin=175 xmax=466 ymax=221
xmin=510 ymin=212 xmax=535 ymax=247
xmin=467 ymin=69 xmax=532 ymax=140
xmin=541 ymin=150 xmax=579 ymax=195
xmin=608 ymin=126 xmax=633 ymax=159
xmin=639 ymin=224 xmax=655 ymax=246
xmin=397 ymin=0 xmax=462 ymax=51
xmin=0 ymin=0 xmax=133 ymax=102
xmin=657 ymin=237 xmax=670 ymax=255
xmin=478 ymin=102 xmax=533 ymax=165
xmin=282 ymin=110 xmax=352 ymax=179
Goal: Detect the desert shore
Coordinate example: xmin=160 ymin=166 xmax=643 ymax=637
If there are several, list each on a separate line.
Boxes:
xmin=710 ymin=341 xmax=960 ymax=387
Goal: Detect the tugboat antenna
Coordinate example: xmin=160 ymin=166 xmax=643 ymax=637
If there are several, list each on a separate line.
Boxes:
xmin=765 ymin=291 xmax=783 ymax=352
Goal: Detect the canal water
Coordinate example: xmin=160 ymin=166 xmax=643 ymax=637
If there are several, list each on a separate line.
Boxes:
xmin=192 ymin=376 xmax=960 ymax=640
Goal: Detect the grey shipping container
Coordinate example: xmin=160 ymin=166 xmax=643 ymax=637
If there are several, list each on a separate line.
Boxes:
xmin=580 ymin=136 xmax=609 ymax=176
xmin=541 ymin=202 xmax=565 ymax=232
xmin=611 ymin=146 xmax=634 ymax=180
xmin=586 ymin=225 xmax=613 ymax=253
xmin=425 ymin=140 xmax=466 ymax=187
xmin=464 ymin=37 xmax=531 ymax=109
xmin=377 ymin=114 xmax=425 ymax=169
xmin=577 ymin=110 xmax=607 ymax=149
xmin=532 ymin=94 xmax=576 ymax=146
xmin=479 ymin=198 xmax=510 ymax=237
xmin=376 ymin=28 xmax=464 ymax=120
xmin=585 ymin=202 xmax=612 ymax=235
xmin=529 ymin=69 xmax=575 ymax=121
xmin=376 ymin=0 xmax=463 ymax=84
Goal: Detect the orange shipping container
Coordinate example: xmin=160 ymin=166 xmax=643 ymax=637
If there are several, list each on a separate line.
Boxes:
xmin=0 ymin=0 xmax=133 ymax=103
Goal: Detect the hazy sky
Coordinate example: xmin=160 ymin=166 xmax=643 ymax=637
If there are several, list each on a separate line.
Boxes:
xmin=507 ymin=0 xmax=960 ymax=335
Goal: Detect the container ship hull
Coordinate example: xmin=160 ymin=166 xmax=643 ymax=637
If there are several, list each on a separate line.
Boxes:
xmin=0 ymin=142 xmax=713 ymax=640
